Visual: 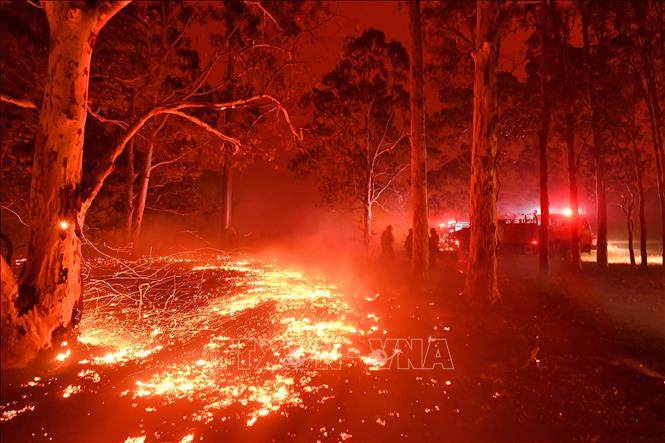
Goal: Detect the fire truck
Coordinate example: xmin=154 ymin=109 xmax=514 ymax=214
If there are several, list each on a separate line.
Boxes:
xmin=438 ymin=210 xmax=595 ymax=255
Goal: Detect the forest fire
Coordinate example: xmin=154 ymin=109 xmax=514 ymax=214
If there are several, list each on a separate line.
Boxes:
xmin=1 ymin=0 xmax=664 ymax=441
xmin=1 ymin=252 xmax=389 ymax=440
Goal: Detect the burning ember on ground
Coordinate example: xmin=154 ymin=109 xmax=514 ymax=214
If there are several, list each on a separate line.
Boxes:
xmin=1 ymin=252 xmax=386 ymax=441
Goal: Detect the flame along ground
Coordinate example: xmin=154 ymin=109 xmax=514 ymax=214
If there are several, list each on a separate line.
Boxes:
xmin=1 ymin=251 xmax=388 ymax=441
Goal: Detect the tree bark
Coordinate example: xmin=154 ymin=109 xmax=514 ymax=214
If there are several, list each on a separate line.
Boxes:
xmin=132 ymin=118 xmax=167 ymax=244
xmin=132 ymin=139 xmax=153 ymax=245
xmin=621 ymin=186 xmax=637 ymax=268
xmin=2 ymin=1 xmax=128 ymax=368
xmin=627 ymin=212 xmax=636 ymax=268
xmin=363 ymin=201 xmax=372 ymax=253
xmin=409 ymin=0 xmax=429 ymax=275
xmin=467 ymin=0 xmax=501 ymax=302
xmin=1 ymin=255 xmax=22 ymax=367
xmin=125 ymin=94 xmax=138 ymax=243
xmin=538 ymin=2 xmax=551 ymax=272
xmin=126 ymin=138 xmax=136 ymax=242
xmin=220 ymin=154 xmax=233 ymax=237
xmin=580 ymin=3 xmax=608 ymax=268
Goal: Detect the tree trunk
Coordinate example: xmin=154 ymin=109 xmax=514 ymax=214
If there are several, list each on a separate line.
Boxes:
xmin=1 ymin=255 xmax=22 ymax=366
xmin=132 ymin=139 xmax=154 ymax=245
xmin=218 ymin=13 xmax=236 ymax=244
xmin=216 ymin=112 xmax=233 ymax=243
xmin=126 ymin=138 xmax=136 ymax=242
xmin=631 ymin=138 xmax=648 ymax=269
xmin=363 ymin=202 xmax=372 ymax=253
xmin=627 ymin=211 xmax=636 ymax=268
xmin=132 ymin=117 xmax=167 ymax=245
xmin=220 ymin=154 xmax=233 ymax=237
xmin=467 ymin=0 xmax=501 ymax=302
xmin=125 ymin=94 xmax=138 ymax=243
xmin=641 ymin=43 xmax=665 ymax=267
xmin=621 ymin=185 xmax=637 ymax=268
xmin=580 ymin=4 xmax=608 ymax=268
xmin=643 ymin=65 xmax=665 ymax=268
xmin=593 ymin=136 xmax=608 ymax=268
xmin=565 ymin=108 xmax=581 ymax=270
xmin=538 ymin=3 xmax=551 ymax=272
xmin=409 ymin=0 xmax=429 ymax=275
xmin=2 ymin=2 xmax=128 ymax=368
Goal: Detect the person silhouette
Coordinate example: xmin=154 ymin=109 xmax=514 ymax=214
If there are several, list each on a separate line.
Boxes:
xmin=381 ymin=225 xmax=395 ymax=261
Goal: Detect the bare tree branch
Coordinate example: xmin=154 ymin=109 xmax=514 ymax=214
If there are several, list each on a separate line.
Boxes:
xmin=243 ymin=1 xmax=283 ymax=31
xmin=239 ymin=43 xmax=293 ymax=61
xmin=0 ymin=94 xmax=37 ymax=110
xmin=244 ymin=106 xmax=278 ymax=142
xmin=88 ymin=107 xmax=129 ymax=130
xmin=371 ymin=163 xmax=408 ymax=204
xmin=150 ymin=154 xmax=185 ymax=172
xmin=161 ymin=109 xmax=243 ymax=149
xmin=82 ymin=94 xmax=303 ymax=212
xmin=0 ymin=206 xmax=29 ymax=227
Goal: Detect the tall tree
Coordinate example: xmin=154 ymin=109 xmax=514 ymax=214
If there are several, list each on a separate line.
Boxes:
xmin=537 ymin=0 xmax=552 ymax=272
xmin=205 ymin=0 xmax=326 ymax=243
xmin=629 ymin=113 xmax=649 ymax=270
xmin=409 ymin=0 xmax=429 ymax=274
xmin=579 ymin=0 xmax=609 ymax=268
xmin=467 ymin=0 xmax=509 ymax=301
xmin=1 ymin=1 xmax=130 ymax=368
xmin=561 ymin=25 xmax=583 ymax=270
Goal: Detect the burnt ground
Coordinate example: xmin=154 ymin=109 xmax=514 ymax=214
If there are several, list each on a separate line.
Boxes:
xmin=257 ymin=252 xmax=665 ymax=442
xmin=1 ymin=251 xmax=664 ymax=442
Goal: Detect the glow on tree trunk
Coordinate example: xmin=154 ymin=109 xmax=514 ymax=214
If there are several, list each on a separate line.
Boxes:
xmin=1 ymin=1 xmax=128 ymax=369
xmin=466 ymin=0 xmax=501 ymax=302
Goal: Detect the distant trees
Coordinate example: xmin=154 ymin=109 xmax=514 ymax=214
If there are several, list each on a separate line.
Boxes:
xmin=204 ymin=0 xmax=325 ymax=243
xmin=612 ymin=0 xmax=665 ymax=268
xmin=291 ymin=29 xmax=410 ymax=250
xmin=423 ymin=1 xmax=474 ymax=222
xmin=93 ymin=1 xmax=206 ymax=244
xmin=80 ymin=1 xmax=314 ymax=245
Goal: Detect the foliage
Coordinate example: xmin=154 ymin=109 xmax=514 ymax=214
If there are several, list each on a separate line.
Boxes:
xmin=291 ymin=29 xmax=410 ymax=217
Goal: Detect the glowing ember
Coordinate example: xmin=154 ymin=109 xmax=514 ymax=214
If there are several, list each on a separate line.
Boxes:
xmin=61 ymin=385 xmax=81 ymax=398
xmin=59 ymin=252 xmax=375 ymax=428
xmin=0 ymin=404 xmax=35 ymax=422
xmin=2 ymin=252 xmax=384 ymax=438
xmin=54 ymin=349 xmax=71 ymax=362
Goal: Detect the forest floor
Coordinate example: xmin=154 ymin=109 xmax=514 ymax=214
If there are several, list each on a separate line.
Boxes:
xmin=1 ymin=249 xmax=663 ymax=442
